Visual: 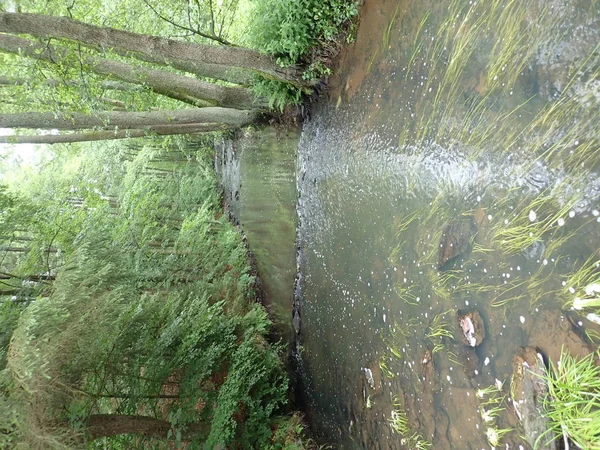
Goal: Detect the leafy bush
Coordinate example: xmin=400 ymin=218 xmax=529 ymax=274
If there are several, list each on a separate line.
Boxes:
xmin=4 ymin=139 xmax=293 ymax=449
xmin=252 ymin=77 xmax=305 ymax=112
xmin=247 ymin=0 xmax=358 ymax=109
xmin=248 ymin=0 xmax=359 ymax=67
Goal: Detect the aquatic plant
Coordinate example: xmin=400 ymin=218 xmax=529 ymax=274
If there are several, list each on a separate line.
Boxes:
xmin=485 ymin=426 xmax=511 ymax=447
xmin=564 ymin=255 xmax=600 ymax=311
xmin=388 ymin=397 xmax=409 ymax=435
xmin=425 ymin=310 xmax=454 ymax=354
xmin=379 ymin=357 xmax=396 ymax=379
xmin=388 ymin=397 xmax=432 ymax=449
xmin=475 ymin=380 xmax=512 ymax=446
xmin=382 ymin=3 xmax=402 ymax=49
xmin=540 ymin=348 xmax=600 ymax=449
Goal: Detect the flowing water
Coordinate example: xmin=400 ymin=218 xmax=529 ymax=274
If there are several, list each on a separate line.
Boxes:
xmin=215 ymin=129 xmax=298 ymax=339
xmin=294 ymin=0 xmax=600 ymax=448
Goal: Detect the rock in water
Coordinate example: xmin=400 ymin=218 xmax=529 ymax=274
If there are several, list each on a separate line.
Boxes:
xmin=458 ymin=310 xmax=485 ymax=347
xmin=511 ymin=347 xmax=556 ymax=450
xmin=438 ymin=218 xmax=477 ymax=270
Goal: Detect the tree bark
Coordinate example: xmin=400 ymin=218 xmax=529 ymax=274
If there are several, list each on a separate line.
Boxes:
xmin=0 ymin=34 xmax=265 ymax=109
xmin=0 ymin=124 xmax=228 ymax=144
xmin=0 ymin=108 xmax=258 ymax=131
xmin=111 ymin=49 xmax=255 ymax=85
xmin=0 ymin=12 xmax=302 ymax=83
xmin=83 ymin=414 xmax=209 ymax=441
xmin=0 ymin=75 xmax=143 ymax=92
xmin=0 ymin=271 xmax=55 ymax=282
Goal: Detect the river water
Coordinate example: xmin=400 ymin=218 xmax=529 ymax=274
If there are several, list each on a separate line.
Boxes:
xmin=294 ymin=0 xmax=600 ymax=448
xmin=215 ymin=129 xmax=298 ymax=340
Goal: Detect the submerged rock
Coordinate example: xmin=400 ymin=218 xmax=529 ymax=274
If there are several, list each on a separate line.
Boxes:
xmin=362 ymin=361 xmax=382 ymax=394
xmin=438 ymin=218 xmax=477 ymax=270
xmin=522 ymin=240 xmax=546 ymax=261
xmin=528 ymin=309 xmax=593 ymax=363
xmin=511 ymin=347 xmax=556 ymax=450
xmin=458 ymin=309 xmax=486 ymax=347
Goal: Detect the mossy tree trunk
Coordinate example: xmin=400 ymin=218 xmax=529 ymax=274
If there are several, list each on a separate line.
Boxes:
xmin=0 ymin=108 xmax=257 ymax=131
xmin=0 ymin=12 xmax=302 ymax=83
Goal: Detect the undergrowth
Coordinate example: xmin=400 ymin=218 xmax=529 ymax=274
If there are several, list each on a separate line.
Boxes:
xmin=246 ymin=0 xmax=359 ymax=110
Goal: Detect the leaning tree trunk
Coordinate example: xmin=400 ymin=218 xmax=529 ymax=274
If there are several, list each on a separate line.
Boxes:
xmin=83 ymin=414 xmax=209 ymax=441
xmin=0 ymin=108 xmax=257 ymax=131
xmin=0 ymin=34 xmax=266 ymax=109
xmin=0 ymin=12 xmax=303 ymax=84
xmin=111 ymin=49 xmax=255 ymax=86
xmin=0 ymin=75 xmax=143 ymax=92
xmin=0 ymin=124 xmax=228 ymax=144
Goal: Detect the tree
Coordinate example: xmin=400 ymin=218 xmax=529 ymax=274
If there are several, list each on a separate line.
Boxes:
xmin=0 ymin=12 xmax=303 ymax=84
xmin=0 ymin=108 xmax=257 ymax=131
xmin=0 ymin=34 xmax=266 ymax=109
xmin=81 ymin=414 xmax=209 ymax=441
xmin=0 ymin=124 xmax=228 ymax=144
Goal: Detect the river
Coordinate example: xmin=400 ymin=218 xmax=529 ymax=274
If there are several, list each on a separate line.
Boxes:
xmin=295 ymin=0 xmax=600 ymax=448
xmin=218 ymin=0 xmax=600 ymax=448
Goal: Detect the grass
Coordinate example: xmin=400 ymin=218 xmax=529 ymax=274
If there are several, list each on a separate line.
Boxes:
xmin=475 ymin=381 xmax=512 ymax=446
xmin=540 ymin=349 xmax=600 ymax=449
xmin=388 ymin=396 xmax=432 ymax=449
xmin=425 ymin=310 xmax=454 ymax=354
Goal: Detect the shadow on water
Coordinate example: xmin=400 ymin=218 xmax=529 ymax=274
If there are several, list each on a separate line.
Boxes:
xmin=215 ymin=129 xmax=299 ymax=342
xmin=296 ymin=0 xmax=600 ymax=448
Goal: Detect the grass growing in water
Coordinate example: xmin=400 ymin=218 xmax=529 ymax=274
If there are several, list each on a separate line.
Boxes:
xmin=541 ymin=349 xmax=600 ymax=449
xmin=388 ymin=396 xmax=432 ymax=449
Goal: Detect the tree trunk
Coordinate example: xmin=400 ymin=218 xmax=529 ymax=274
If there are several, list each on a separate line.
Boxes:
xmin=111 ymin=49 xmax=255 ymax=86
xmin=0 ymin=289 xmax=22 ymax=296
xmin=0 ymin=272 xmax=55 ymax=282
xmin=83 ymin=414 xmax=209 ymax=441
xmin=0 ymin=75 xmax=143 ymax=92
xmin=0 ymin=34 xmax=266 ymax=109
xmin=0 ymin=124 xmax=228 ymax=144
xmin=0 ymin=12 xmax=302 ymax=83
xmin=0 ymin=108 xmax=258 ymax=131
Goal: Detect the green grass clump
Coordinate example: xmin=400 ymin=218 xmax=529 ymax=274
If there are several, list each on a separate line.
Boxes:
xmin=541 ymin=349 xmax=600 ymax=449
xmin=388 ymin=397 xmax=431 ymax=449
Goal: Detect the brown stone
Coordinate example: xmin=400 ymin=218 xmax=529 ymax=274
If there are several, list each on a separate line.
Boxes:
xmin=511 ymin=347 xmax=556 ymax=450
xmin=438 ymin=218 xmax=477 ymax=270
xmin=458 ymin=309 xmax=486 ymax=347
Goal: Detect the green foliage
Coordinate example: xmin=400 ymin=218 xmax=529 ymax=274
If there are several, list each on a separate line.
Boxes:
xmin=3 ymin=137 xmax=293 ymax=448
xmin=541 ymin=349 xmax=600 ymax=449
xmin=244 ymin=0 xmax=358 ymax=109
xmin=0 ymin=303 xmax=22 ymax=371
xmin=268 ymin=413 xmax=316 ymax=450
xmin=252 ymin=77 xmax=304 ymax=112
xmin=247 ymin=0 xmax=359 ymax=67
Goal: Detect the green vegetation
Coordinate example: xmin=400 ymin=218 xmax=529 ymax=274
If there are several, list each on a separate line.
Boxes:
xmin=541 ymin=349 xmax=600 ymax=449
xmin=388 ymin=396 xmax=431 ymax=449
xmin=0 ymin=0 xmax=362 ymax=446
xmin=0 ymin=137 xmax=311 ymax=448
xmin=476 ymin=382 xmax=512 ymax=447
xmin=244 ymin=0 xmax=359 ymax=109
xmin=425 ymin=310 xmax=454 ymax=354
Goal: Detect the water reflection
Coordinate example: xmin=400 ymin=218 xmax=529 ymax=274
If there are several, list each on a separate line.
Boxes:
xmin=215 ymin=129 xmax=298 ymax=339
xmin=296 ymin=0 xmax=600 ymax=448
